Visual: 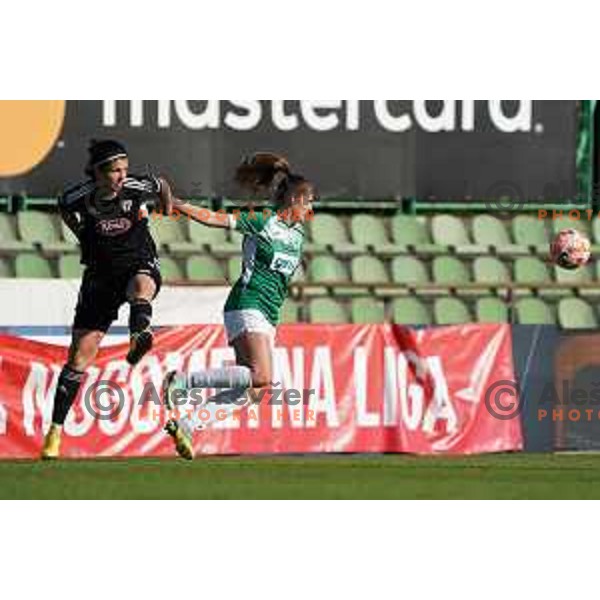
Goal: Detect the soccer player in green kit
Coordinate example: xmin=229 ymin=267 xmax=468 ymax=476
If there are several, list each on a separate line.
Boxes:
xmin=163 ymin=153 xmax=316 ymax=460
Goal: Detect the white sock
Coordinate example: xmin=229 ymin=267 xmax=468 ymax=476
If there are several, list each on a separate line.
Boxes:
xmin=181 ymin=367 xmax=252 ymax=390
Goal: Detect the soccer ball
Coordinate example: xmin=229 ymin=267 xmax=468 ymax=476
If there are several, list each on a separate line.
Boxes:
xmin=550 ymin=229 xmax=592 ymax=270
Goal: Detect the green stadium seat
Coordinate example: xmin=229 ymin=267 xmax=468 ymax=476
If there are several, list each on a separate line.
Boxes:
xmin=17 ymin=212 xmax=72 ymax=253
xmin=58 ymin=255 xmax=83 ymax=279
xmin=555 ymin=262 xmax=593 ymax=286
xmin=309 ymin=214 xmax=360 ymax=256
xmin=0 ymin=257 xmax=14 ymax=278
xmin=281 ymin=300 xmax=301 ymax=324
xmin=0 ymin=213 xmax=33 ymax=253
xmin=515 ymin=298 xmax=555 ymax=325
xmin=160 ymin=257 xmax=185 ymax=283
xmin=514 ymin=257 xmax=550 ymax=284
xmin=186 ymin=256 xmax=225 ymax=283
xmin=15 ymin=253 xmax=53 ymax=278
xmin=149 ymin=217 xmax=186 ymax=249
xmin=514 ymin=257 xmax=566 ymax=298
xmin=351 ymin=297 xmax=386 ymax=324
xmin=473 ymin=257 xmax=511 ymax=284
xmin=392 ymin=298 xmax=432 ymax=325
xmin=391 ymin=256 xmax=429 ymax=286
xmin=552 ymin=219 xmax=592 ymax=238
xmin=476 ymin=298 xmax=509 ymax=323
xmin=432 ymin=256 xmax=471 ymax=286
xmin=435 ymin=298 xmax=472 ymax=325
xmin=227 ymin=256 xmax=242 ymax=282
xmin=310 ymin=256 xmax=350 ymax=284
xmin=559 ymin=298 xmax=598 ymax=329
xmin=176 ymin=222 xmax=238 ymax=255
xmin=391 ymin=215 xmax=444 ymax=256
xmin=472 ymin=215 xmax=529 ymax=256
xmin=351 ymin=215 xmax=388 ymax=247
xmin=512 ymin=215 xmax=550 ymax=255
xmin=431 ymin=215 xmax=485 ymax=255
xmin=350 ymin=256 xmax=389 ymax=285
xmin=309 ymin=298 xmax=348 ymax=323
xmin=593 ymin=219 xmax=600 ymax=245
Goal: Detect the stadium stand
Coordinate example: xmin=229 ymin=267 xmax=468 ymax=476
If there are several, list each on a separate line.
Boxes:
xmin=3 ymin=208 xmax=600 ymax=328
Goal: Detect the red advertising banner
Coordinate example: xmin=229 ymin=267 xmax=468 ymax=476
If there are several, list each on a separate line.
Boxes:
xmin=0 ymin=324 xmax=523 ymax=459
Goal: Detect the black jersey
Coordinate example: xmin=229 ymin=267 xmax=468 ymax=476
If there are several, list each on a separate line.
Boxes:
xmin=59 ymin=174 xmax=162 ymax=273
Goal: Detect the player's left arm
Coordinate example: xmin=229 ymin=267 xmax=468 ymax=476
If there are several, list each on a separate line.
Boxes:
xmin=156 ymin=176 xmax=174 ymax=216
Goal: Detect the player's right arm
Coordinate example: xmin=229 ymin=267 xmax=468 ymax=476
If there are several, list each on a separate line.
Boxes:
xmin=58 ymin=184 xmax=88 ymax=241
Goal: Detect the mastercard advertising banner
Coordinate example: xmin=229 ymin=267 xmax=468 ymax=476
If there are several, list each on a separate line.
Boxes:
xmin=0 ymin=324 xmax=523 ymax=458
xmin=0 ymin=100 xmax=577 ymax=200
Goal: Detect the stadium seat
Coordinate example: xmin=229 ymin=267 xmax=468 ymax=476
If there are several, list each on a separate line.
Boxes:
xmin=310 ymin=256 xmax=354 ymax=296
xmin=309 ymin=298 xmax=348 ymax=323
xmin=351 ymin=297 xmax=386 ymax=324
xmin=552 ymin=218 xmax=592 ymax=238
xmin=392 ymin=298 xmax=432 ymax=325
xmin=227 ymin=256 xmax=242 ymax=282
xmin=0 ymin=257 xmax=13 ymax=278
xmin=472 ymin=215 xmax=528 ymax=256
xmin=391 ymin=256 xmax=429 ymax=286
xmin=431 ymin=215 xmax=484 ymax=255
xmin=515 ymin=298 xmax=555 ymax=325
xmin=17 ymin=212 xmax=71 ymax=253
xmin=350 ymin=215 xmax=389 ymax=248
xmin=309 ymin=214 xmax=360 ymax=255
xmin=476 ymin=298 xmax=509 ymax=323
xmin=58 ymin=255 xmax=83 ymax=279
xmin=559 ymin=298 xmax=598 ymax=329
xmin=432 ymin=256 xmax=471 ymax=286
xmin=512 ymin=215 xmax=550 ymax=255
xmin=186 ymin=256 xmax=225 ymax=282
xmin=149 ymin=217 xmax=186 ymax=249
xmin=281 ymin=300 xmax=300 ymax=324
xmin=514 ymin=256 xmax=564 ymax=298
xmin=160 ymin=257 xmax=185 ymax=283
xmin=473 ymin=257 xmax=511 ymax=285
xmin=514 ymin=257 xmax=551 ymax=284
xmin=435 ymin=298 xmax=472 ymax=325
xmin=310 ymin=256 xmax=350 ymax=284
xmin=555 ymin=262 xmax=593 ymax=286
xmin=0 ymin=213 xmax=34 ymax=253
xmin=15 ymin=253 xmax=54 ymax=278
xmin=391 ymin=215 xmax=444 ymax=255
xmin=173 ymin=221 xmax=238 ymax=255
xmin=351 ymin=256 xmax=389 ymax=285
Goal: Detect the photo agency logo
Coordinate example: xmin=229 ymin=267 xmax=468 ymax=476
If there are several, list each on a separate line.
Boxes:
xmin=82 ymin=380 xmax=317 ymax=425
xmin=485 ymin=379 xmax=600 ymax=423
xmin=484 ymin=181 xmax=588 ymax=214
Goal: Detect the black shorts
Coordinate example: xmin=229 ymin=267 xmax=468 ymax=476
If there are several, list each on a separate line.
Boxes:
xmin=73 ymin=259 xmax=162 ymax=333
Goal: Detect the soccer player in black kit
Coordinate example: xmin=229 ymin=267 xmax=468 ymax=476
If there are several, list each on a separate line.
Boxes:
xmin=41 ymin=140 xmax=174 ymax=460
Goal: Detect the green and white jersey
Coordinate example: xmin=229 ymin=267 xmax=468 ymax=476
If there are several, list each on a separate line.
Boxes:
xmin=225 ymin=209 xmax=305 ymax=326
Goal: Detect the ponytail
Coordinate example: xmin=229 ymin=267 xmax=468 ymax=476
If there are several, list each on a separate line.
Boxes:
xmin=235 ymin=152 xmax=315 ymax=208
xmin=235 ymin=152 xmax=291 ymax=192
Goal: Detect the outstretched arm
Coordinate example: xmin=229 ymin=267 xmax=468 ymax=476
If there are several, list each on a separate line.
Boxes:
xmin=173 ymin=199 xmax=233 ymax=229
xmin=157 ymin=177 xmax=174 ymax=216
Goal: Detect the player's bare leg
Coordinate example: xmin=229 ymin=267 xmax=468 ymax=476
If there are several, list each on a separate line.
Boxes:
xmin=126 ymin=273 xmax=157 ymax=366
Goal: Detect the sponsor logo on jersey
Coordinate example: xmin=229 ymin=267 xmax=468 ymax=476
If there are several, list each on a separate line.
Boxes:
xmin=97 ymin=218 xmax=133 ymax=236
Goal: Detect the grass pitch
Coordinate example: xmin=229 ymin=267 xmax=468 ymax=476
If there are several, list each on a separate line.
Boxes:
xmin=1 ymin=454 xmax=600 ymax=499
